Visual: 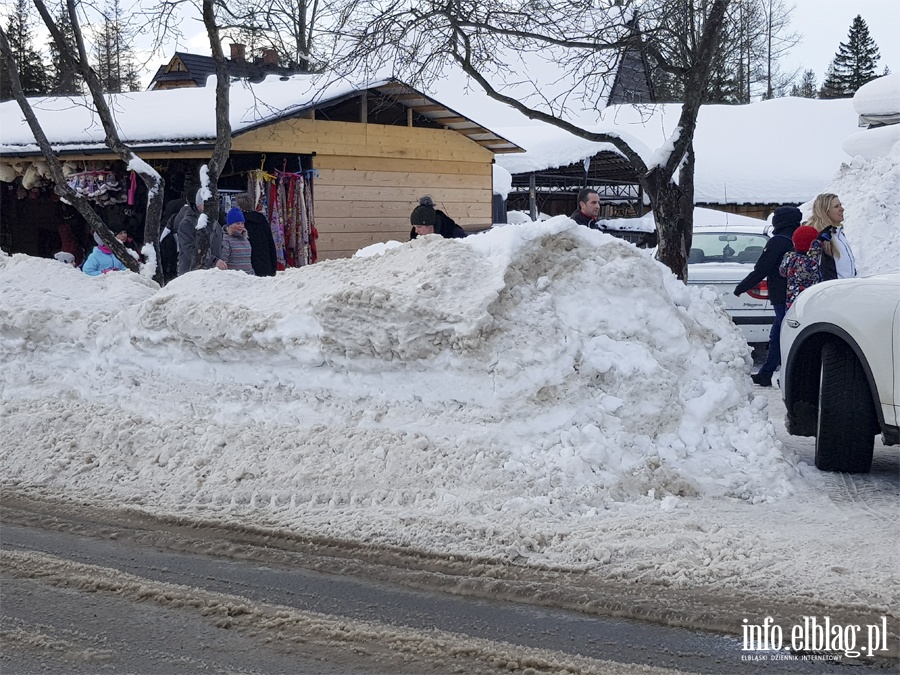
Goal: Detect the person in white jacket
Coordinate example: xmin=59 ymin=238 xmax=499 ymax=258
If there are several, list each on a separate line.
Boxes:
xmin=805 ymin=193 xmax=858 ymax=280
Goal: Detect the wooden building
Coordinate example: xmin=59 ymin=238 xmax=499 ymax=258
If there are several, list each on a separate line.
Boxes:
xmin=0 ymin=77 xmax=523 ymax=262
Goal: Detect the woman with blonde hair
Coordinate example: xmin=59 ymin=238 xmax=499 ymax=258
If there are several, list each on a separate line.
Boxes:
xmin=804 ymin=193 xmax=857 ymax=280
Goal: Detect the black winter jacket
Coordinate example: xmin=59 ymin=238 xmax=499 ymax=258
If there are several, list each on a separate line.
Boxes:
xmin=570 ymin=209 xmax=600 ymax=230
xmin=733 ymin=221 xmax=799 ymax=305
xmin=242 ymin=210 xmax=278 ymax=276
xmin=409 ymin=210 xmax=467 ymax=240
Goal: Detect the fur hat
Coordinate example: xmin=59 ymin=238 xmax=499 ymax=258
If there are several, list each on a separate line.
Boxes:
xmin=226 ymin=207 xmax=245 ymax=226
xmin=772 ymin=206 xmax=802 ymax=230
xmin=410 ymin=195 xmax=437 ymax=227
xmin=792 ymin=225 xmax=819 ymax=253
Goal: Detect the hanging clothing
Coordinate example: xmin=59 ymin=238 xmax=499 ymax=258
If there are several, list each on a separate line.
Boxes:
xmin=247 ymin=168 xmax=318 ymax=269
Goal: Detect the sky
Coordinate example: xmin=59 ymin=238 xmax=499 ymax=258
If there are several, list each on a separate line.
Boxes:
xmin=164 ymin=0 xmax=900 ymax=93
xmin=2 ymin=0 xmax=896 ymax=96
xmin=785 ymin=0 xmax=900 ymax=79
xmin=1 ymin=70 xmax=898 ymax=662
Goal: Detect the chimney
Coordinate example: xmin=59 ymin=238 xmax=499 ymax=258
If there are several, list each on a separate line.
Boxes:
xmin=262 ymin=48 xmax=278 ymax=67
xmin=230 ymin=43 xmax=246 ymax=63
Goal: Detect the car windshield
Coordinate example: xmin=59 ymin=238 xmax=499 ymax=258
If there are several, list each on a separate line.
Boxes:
xmin=689 ymin=232 xmax=769 ymax=264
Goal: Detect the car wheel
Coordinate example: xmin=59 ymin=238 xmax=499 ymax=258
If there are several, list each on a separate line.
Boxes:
xmin=815 ymin=341 xmax=876 ymax=472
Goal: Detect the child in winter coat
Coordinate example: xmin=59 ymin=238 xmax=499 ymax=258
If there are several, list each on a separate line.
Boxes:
xmin=82 ymin=230 xmax=128 ymax=276
xmin=217 ymin=208 xmax=255 ymax=274
xmin=780 ymin=225 xmax=824 ymax=307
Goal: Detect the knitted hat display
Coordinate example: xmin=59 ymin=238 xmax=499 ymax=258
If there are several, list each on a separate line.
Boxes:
xmin=792 ymin=225 xmax=819 ymax=253
xmin=226 ymin=207 xmax=245 ymax=226
xmin=410 ymin=195 xmax=437 ymax=227
xmin=772 ymin=206 xmax=802 ymax=229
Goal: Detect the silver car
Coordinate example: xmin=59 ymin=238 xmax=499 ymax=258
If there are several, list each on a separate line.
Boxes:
xmin=687 ymin=224 xmax=775 ymax=348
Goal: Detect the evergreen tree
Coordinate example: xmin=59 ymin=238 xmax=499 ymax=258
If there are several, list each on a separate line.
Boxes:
xmin=48 ymin=6 xmax=81 ymax=95
xmin=0 ymin=0 xmax=50 ymax=100
xmin=820 ymin=15 xmax=880 ymax=98
xmin=705 ymin=58 xmax=743 ymax=103
xmin=818 ymin=64 xmax=841 ymax=99
xmin=93 ymin=0 xmax=142 ymax=93
xmin=790 ymin=69 xmax=817 ymax=98
xmin=650 ymin=67 xmax=683 ymax=103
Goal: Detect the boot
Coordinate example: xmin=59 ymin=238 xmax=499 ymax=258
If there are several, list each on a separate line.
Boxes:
xmin=751 ymin=371 xmax=772 ymax=387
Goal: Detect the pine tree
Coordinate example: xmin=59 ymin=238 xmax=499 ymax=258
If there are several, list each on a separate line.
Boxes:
xmin=0 ymin=0 xmax=50 ymax=100
xmin=47 ymin=6 xmax=81 ymax=95
xmin=93 ymin=0 xmax=142 ymax=93
xmin=790 ymin=69 xmax=817 ymax=98
xmin=820 ymin=15 xmax=880 ymax=98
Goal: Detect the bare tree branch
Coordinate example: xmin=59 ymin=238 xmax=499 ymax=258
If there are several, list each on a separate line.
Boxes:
xmin=328 ymin=0 xmax=732 ymax=281
xmin=26 ymin=0 xmax=167 ymax=281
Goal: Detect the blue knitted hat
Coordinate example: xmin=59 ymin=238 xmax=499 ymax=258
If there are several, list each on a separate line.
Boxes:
xmin=226 ymin=207 xmax=245 ymax=225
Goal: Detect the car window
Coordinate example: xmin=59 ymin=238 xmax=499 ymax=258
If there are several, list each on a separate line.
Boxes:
xmin=689 ymin=233 xmax=769 ymax=264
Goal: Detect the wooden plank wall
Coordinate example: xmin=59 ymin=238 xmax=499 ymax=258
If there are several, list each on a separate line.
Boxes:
xmin=314 ymin=156 xmax=491 ymax=259
xmin=233 ymin=119 xmax=494 ymax=260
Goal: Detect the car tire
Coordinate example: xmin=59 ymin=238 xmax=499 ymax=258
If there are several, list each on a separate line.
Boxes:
xmin=815 ymin=341 xmax=876 ymax=473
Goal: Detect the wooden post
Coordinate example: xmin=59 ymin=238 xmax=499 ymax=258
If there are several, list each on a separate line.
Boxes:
xmin=529 ymin=173 xmax=537 ymax=222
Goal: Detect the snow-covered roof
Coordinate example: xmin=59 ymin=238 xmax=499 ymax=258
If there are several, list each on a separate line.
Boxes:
xmin=0 ymin=74 xmax=523 ymax=156
xmin=492 ymin=97 xmax=862 ymax=205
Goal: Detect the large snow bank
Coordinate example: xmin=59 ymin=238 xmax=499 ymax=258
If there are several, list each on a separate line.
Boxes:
xmin=0 ymin=219 xmax=795 ymax=567
xmin=819 ymin=74 xmax=900 ymax=277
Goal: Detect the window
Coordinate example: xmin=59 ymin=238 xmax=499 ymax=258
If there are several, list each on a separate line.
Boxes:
xmin=690 ymin=232 xmax=768 ymax=264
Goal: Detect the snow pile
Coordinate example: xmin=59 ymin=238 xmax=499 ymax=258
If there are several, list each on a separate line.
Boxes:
xmin=822 ymin=145 xmax=900 ymax=276
xmin=852 ymin=73 xmax=900 ymax=117
xmin=825 ymin=74 xmax=900 ymax=277
xmin=0 ymin=255 xmax=158 ymax=347
xmin=0 ymin=219 xmax=795 ymax=565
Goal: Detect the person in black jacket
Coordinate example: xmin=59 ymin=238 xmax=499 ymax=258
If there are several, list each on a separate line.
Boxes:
xmin=409 ymin=195 xmax=467 ymax=239
xmin=733 ymin=205 xmax=802 ymax=386
xmin=236 ymin=192 xmax=278 ymax=276
xmin=159 ymin=194 xmax=187 ymax=283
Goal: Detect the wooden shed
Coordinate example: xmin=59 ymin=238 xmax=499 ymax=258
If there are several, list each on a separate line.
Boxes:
xmin=0 ymin=76 xmax=523 ymax=262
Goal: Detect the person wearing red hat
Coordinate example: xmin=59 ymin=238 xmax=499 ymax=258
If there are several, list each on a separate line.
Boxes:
xmin=779 ymin=225 xmax=825 ymax=308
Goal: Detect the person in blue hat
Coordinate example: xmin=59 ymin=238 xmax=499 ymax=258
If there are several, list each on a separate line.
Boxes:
xmin=216 ymin=207 xmax=255 ymax=274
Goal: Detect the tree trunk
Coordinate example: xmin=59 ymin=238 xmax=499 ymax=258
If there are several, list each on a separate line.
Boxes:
xmin=647 ymin=177 xmax=689 ymax=282
xmin=0 ymin=24 xmax=142 ymax=272
xmin=193 ymin=0 xmax=233 ymax=270
xmin=32 ymin=0 xmax=165 ymax=283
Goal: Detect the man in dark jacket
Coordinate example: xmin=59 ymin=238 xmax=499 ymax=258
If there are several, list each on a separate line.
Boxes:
xmin=160 ymin=194 xmax=187 ymax=283
xmin=175 ymin=187 xmax=222 ymax=276
xmin=236 ymin=192 xmax=278 ymax=276
xmin=734 ymin=205 xmax=802 ymax=386
xmin=409 ymin=195 xmax=467 ymax=239
xmin=570 ymin=188 xmax=604 ymax=230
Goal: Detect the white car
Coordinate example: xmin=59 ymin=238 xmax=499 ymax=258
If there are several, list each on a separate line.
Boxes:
xmin=780 ymin=273 xmax=900 ymax=472
xmin=687 ymin=222 xmax=774 ymax=347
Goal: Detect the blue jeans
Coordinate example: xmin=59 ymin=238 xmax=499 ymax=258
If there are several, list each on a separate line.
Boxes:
xmin=759 ymin=304 xmax=786 ymax=375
